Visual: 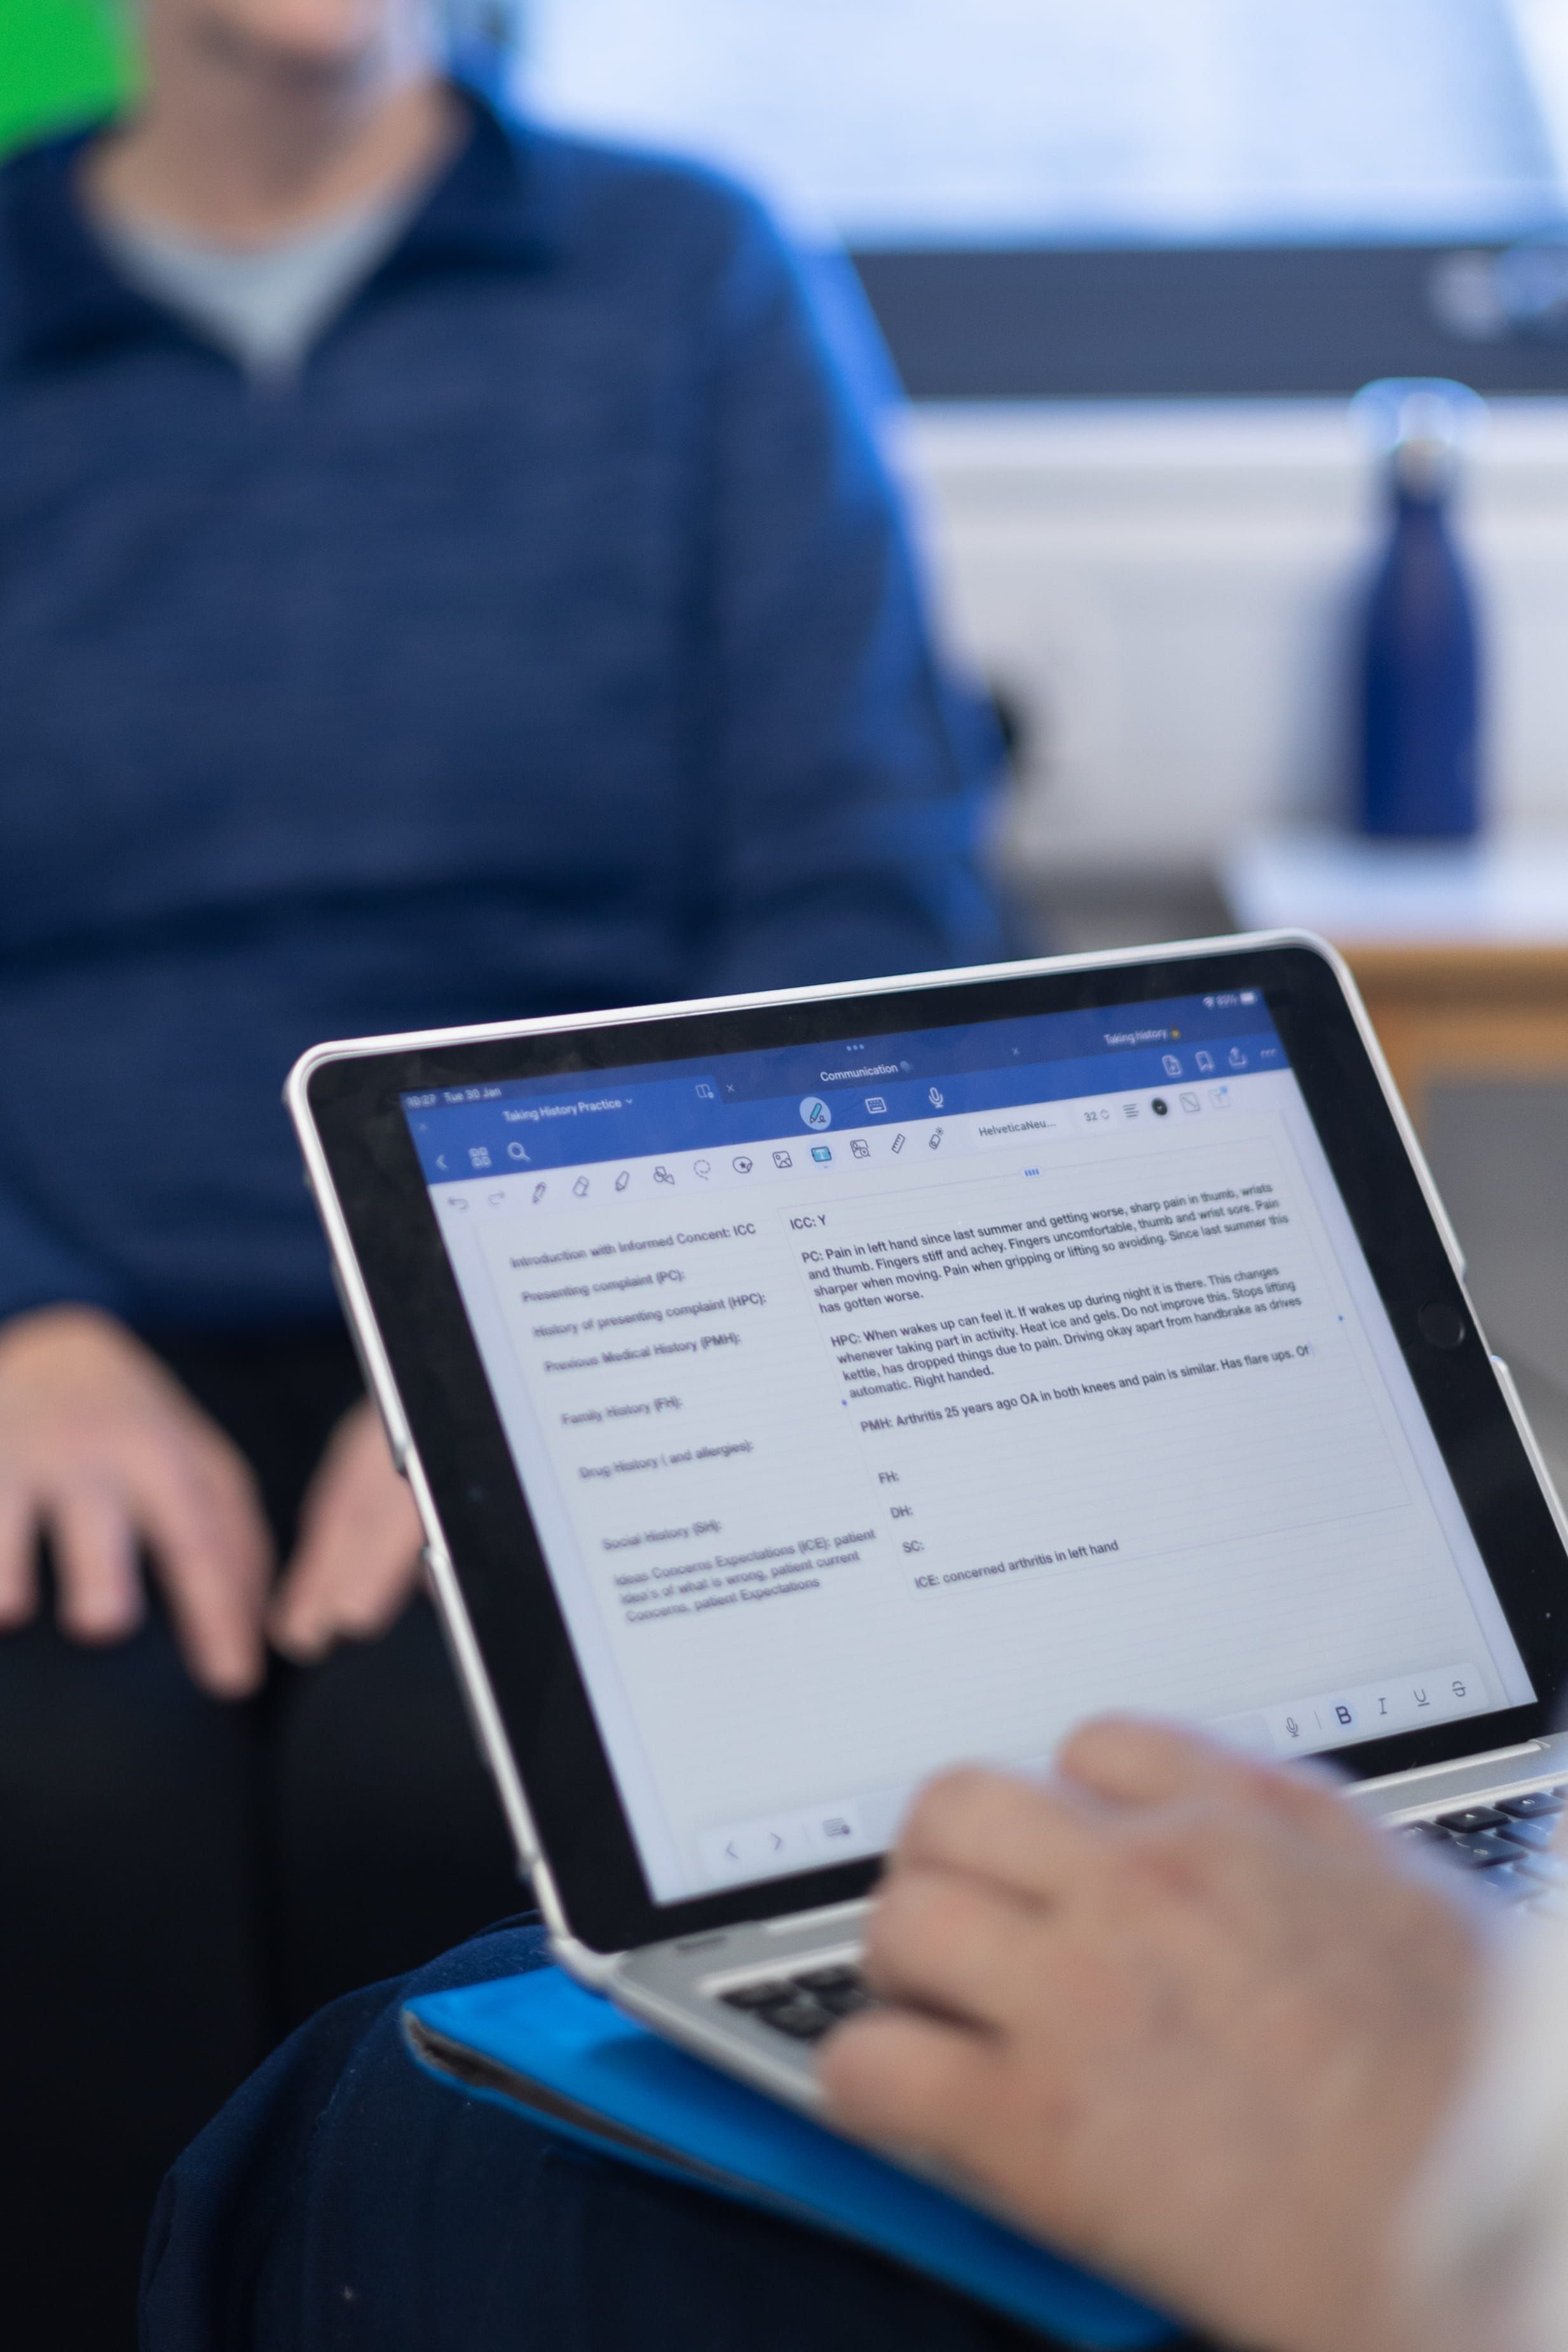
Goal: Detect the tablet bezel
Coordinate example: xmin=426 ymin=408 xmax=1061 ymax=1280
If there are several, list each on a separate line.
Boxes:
xmin=296 ymin=937 xmax=1568 ymax=1955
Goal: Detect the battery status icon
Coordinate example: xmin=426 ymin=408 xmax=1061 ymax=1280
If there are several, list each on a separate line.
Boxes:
xmin=1239 ymin=990 xmax=1257 ymax=1003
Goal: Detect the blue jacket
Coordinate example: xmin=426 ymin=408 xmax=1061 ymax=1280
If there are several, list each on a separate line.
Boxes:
xmin=0 ymin=94 xmax=1002 ymax=1332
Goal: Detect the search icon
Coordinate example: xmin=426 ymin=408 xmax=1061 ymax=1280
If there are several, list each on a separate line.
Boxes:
xmin=693 ymin=1158 xmax=712 ymax=1179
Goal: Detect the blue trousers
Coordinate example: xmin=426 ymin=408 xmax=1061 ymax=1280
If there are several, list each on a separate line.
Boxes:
xmin=140 ymin=1920 xmax=1060 ymax=2352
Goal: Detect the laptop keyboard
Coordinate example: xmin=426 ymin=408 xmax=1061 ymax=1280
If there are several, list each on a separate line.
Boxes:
xmin=1395 ymin=1783 xmax=1568 ymax=1917
xmin=715 ymin=1785 xmax=1568 ymax=2044
xmin=718 ymin=1964 xmax=875 ymax=2042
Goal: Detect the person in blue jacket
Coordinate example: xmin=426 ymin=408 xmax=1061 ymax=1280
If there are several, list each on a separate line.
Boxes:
xmin=0 ymin=0 xmax=1002 ymax=2337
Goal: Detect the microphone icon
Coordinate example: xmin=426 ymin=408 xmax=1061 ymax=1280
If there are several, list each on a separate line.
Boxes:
xmin=928 ymin=1085 xmax=944 ymax=1110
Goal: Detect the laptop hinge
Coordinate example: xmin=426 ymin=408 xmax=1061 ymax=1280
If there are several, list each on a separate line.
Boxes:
xmin=1350 ymin=1739 xmax=1548 ymax=1798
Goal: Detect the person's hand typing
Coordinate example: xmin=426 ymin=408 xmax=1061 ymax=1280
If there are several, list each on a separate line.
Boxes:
xmin=819 ymin=1720 xmax=1485 ymax=2352
xmin=268 ymin=1395 xmax=424 ymax=1663
xmin=0 ymin=1304 xmax=272 ymax=1694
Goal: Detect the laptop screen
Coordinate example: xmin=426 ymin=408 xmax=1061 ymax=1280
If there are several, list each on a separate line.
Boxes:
xmin=400 ymin=988 xmax=1534 ymax=1904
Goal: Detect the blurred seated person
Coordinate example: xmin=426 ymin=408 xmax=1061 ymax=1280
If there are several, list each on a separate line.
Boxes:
xmin=142 ymin=1723 xmax=1552 ymax=2352
xmin=0 ymin=0 xmax=1002 ymax=2334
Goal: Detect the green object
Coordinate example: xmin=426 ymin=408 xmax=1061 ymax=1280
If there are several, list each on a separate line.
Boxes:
xmin=0 ymin=0 xmax=133 ymax=153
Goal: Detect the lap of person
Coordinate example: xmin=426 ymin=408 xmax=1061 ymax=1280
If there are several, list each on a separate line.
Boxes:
xmin=142 ymin=1920 xmax=1045 ymax=2352
xmin=0 ymin=1323 xmax=519 ymax=2019
xmin=0 ymin=1323 xmax=519 ymax=2344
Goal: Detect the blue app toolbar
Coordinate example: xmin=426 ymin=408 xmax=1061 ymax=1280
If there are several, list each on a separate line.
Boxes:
xmin=402 ymin=994 xmax=1286 ymax=1184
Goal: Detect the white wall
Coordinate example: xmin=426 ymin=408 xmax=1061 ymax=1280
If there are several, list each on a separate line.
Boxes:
xmin=898 ymin=400 xmax=1568 ymax=879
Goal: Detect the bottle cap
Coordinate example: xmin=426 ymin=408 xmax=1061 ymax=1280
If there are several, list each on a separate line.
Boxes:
xmin=1352 ymin=378 xmax=1487 ymax=495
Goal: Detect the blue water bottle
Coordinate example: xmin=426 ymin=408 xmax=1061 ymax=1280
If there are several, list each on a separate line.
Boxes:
xmin=1354 ymin=379 xmax=1485 ymax=839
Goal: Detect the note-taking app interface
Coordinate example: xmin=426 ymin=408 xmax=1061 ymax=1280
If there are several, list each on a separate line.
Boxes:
xmin=404 ymin=994 xmax=1533 ymax=1903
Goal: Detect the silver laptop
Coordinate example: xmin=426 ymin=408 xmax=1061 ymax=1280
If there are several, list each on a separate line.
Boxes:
xmin=287 ymin=933 xmax=1568 ymax=2112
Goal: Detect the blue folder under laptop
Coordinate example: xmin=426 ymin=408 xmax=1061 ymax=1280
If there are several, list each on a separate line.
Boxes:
xmin=404 ymin=1966 xmax=1178 ymax=2349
